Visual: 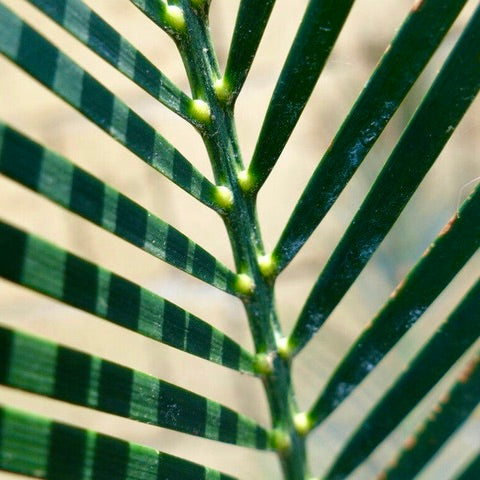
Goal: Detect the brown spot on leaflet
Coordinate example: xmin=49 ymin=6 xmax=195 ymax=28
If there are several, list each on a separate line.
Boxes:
xmin=428 ymin=411 xmax=438 ymax=422
xmin=389 ymin=278 xmax=406 ymax=299
xmin=440 ymin=392 xmax=451 ymax=405
xmin=439 ymin=214 xmax=457 ymax=236
xmin=458 ymin=355 xmax=479 ymax=384
xmin=404 ymin=435 xmax=417 ymax=450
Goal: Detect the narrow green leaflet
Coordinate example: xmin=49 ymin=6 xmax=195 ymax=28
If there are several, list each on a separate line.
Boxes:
xmin=290 ymin=7 xmax=480 ymax=353
xmin=378 ymin=352 xmax=480 ymax=480
xmin=273 ymin=0 xmax=468 ymax=273
xmin=324 ymin=279 xmax=480 ymax=480
xmin=128 ymin=0 xmax=185 ymax=38
xmin=223 ymin=0 xmax=276 ymax=102
xmin=0 ymin=123 xmax=238 ymax=294
xmin=0 ymin=4 xmax=219 ymax=210
xmin=453 ymin=454 xmax=480 ymax=480
xmin=0 ymin=406 xmax=238 ymax=480
xmin=27 ymin=0 xmax=196 ymax=124
xmin=0 ymin=221 xmax=255 ymax=374
xmin=306 ymin=184 xmax=480 ymax=428
xmin=0 ymin=326 xmax=268 ymax=448
xmin=247 ymin=0 xmax=355 ymax=192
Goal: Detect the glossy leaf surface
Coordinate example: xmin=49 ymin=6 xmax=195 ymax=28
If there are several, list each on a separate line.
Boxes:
xmin=379 ymin=352 xmax=480 ymax=479
xmin=27 ymin=0 xmax=195 ymax=124
xmin=273 ymin=0 xmax=468 ymax=273
xmin=248 ymin=0 xmax=355 ymax=191
xmin=0 ymin=4 xmax=218 ymax=209
xmin=0 ymin=1 xmax=478 ymax=478
xmin=223 ymin=0 xmax=276 ymax=102
xmin=0 ymin=221 xmax=255 ymax=373
xmin=0 ymin=123 xmax=238 ymax=294
xmin=291 ymin=7 xmax=480 ymax=353
xmin=324 ymin=279 xmax=480 ymax=479
xmin=0 ymin=406 xmax=238 ymax=480
xmin=307 ymin=184 xmax=480 ymax=428
xmin=0 ymin=325 xmax=268 ymax=447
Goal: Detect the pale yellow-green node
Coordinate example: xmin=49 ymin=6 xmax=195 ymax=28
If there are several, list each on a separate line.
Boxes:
xmin=258 ymin=253 xmax=276 ymax=277
xmin=270 ymin=429 xmax=291 ymax=453
xmin=214 ymin=77 xmax=232 ymax=104
xmin=237 ymin=169 xmax=254 ymax=192
xmin=254 ymin=353 xmax=273 ymax=375
xmin=213 ymin=185 xmax=233 ymax=210
xmin=164 ymin=5 xmax=186 ymax=32
xmin=190 ymin=99 xmax=211 ymax=124
xmin=235 ymin=273 xmax=255 ymax=296
xmin=293 ymin=412 xmax=311 ymax=436
xmin=276 ymin=336 xmax=292 ymax=360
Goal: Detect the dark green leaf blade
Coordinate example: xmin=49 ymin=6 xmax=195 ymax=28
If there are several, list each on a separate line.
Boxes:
xmin=0 ymin=325 xmax=269 ymax=448
xmin=0 ymin=123 xmax=238 ymax=294
xmin=0 ymin=221 xmax=255 ymax=374
xmin=453 ymin=454 xmax=480 ymax=480
xmin=27 ymin=0 xmax=196 ymax=124
xmin=290 ymin=7 xmax=480 ymax=353
xmin=273 ymin=0 xmax=468 ymax=273
xmin=247 ymin=0 xmax=355 ymax=192
xmin=306 ymin=184 xmax=480 ymax=428
xmin=0 ymin=3 xmax=219 ymax=210
xmin=223 ymin=0 xmax=276 ymax=102
xmin=0 ymin=405 xmax=239 ymax=479
xmin=378 ymin=352 xmax=480 ymax=480
xmin=324 ymin=279 xmax=480 ymax=480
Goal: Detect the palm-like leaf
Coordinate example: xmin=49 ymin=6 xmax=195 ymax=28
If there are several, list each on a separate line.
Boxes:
xmin=0 ymin=0 xmax=478 ymax=479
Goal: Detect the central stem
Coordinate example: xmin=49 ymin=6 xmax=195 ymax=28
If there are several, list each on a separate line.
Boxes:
xmin=175 ymin=3 xmax=309 ymax=479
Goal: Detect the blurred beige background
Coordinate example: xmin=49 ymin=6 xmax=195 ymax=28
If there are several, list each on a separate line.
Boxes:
xmin=0 ymin=0 xmax=479 ymax=478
